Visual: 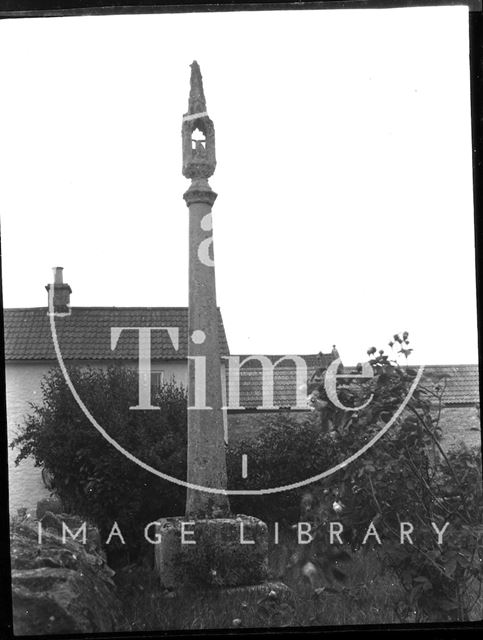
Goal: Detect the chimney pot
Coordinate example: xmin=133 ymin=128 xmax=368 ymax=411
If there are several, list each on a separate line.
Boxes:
xmin=54 ymin=267 xmax=64 ymax=285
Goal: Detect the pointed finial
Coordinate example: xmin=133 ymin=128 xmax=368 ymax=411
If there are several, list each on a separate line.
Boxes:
xmin=188 ymin=60 xmax=207 ymax=115
xmin=182 ymin=61 xmax=216 ymax=181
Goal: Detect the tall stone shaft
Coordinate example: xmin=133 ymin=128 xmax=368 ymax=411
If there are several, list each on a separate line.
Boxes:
xmin=183 ymin=62 xmax=230 ymax=518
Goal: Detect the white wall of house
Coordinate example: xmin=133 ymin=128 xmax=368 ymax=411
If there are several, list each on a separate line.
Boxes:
xmin=6 ymin=361 xmax=54 ymax=515
xmin=6 ymin=358 xmax=189 ymax=514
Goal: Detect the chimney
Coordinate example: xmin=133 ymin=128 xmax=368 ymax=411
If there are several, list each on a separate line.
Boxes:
xmin=45 ymin=267 xmax=72 ymax=312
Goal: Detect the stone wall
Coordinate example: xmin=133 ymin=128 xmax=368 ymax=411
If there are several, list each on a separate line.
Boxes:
xmin=437 ymin=405 xmax=481 ymax=451
xmin=227 ymin=406 xmax=481 ymax=451
xmin=10 ymin=502 xmax=125 ymax=635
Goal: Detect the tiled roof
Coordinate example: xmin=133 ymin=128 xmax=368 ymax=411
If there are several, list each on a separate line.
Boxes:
xmin=4 ymin=308 xmax=478 ymax=409
xmin=234 ymin=362 xmax=480 ymax=411
xmin=420 ymin=364 xmax=480 ymax=406
xmin=229 ymin=353 xmax=335 ymax=410
xmin=337 ymin=363 xmax=480 ymax=408
xmin=234 ymin=353 xmax=333 ymax=370
xmin=3 ymin=307 xmax=229 ymax=361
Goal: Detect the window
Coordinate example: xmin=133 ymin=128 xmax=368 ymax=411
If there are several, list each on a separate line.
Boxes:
xmin=151 ymin=370 xmax=164 ymax=391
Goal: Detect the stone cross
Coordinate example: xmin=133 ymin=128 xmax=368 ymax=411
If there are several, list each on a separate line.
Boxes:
xmin=154 ymin=64 xmax=269 ymax=590
xmin=182 ymin=61 xmax=231 ymax=519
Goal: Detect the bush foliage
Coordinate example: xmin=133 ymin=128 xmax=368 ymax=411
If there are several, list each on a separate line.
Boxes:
xmin=283 ymin=336 xmax=483 ymax=622
xmin=227 ymin=415 xmax=332 ymax=522
xmin=11 ymin=366 xmax=187 ymax=560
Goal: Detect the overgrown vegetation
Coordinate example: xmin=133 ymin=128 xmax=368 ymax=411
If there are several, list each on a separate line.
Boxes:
xmin=114 ymin=549 xmax=404 ymax=630
xmin=11 ymin=366 xmax=187 ymax=562
xmin=227 ymin=416 xmax=331 ymax=522
xmin=10 ymin=332 xmax=483 ymax=624
xmin=227 ymin=332 xmax=483 ymax=622
xmin=284 ymin=334 xmax=483 ymax=622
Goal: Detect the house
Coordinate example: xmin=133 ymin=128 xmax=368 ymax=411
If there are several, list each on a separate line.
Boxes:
xmin=3 ymin=270 xmax=332 ymax=513
xmin=3 ymin=270 xmax=480 ymax=514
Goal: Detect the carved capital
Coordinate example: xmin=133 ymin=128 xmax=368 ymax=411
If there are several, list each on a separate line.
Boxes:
xmin=182 ymin=162 xmax=216 ymax=181
xmin=183 ymin=180 xmax=218 ymax=207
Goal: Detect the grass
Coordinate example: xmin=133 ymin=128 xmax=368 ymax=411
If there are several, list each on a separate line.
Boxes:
xmin=113 ymin=541 xmax=407 ymax=631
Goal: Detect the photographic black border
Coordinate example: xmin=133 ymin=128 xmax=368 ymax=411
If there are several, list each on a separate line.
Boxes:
xmin=0 ymin=1 xmax=481 ymax=639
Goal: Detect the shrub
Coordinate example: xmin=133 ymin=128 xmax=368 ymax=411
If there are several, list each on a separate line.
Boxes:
xmin=11 ymin=365 xmax=187 ymax=561
xmin=227 ymin=414 xmax=332 ymax=523
xmin=293 ymin=335 xmax=483 ymax=622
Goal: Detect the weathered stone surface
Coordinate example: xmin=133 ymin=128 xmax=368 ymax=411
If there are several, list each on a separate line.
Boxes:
xmin=39 ymin=510 xmax=102 ymax=555
xmin=438 ymin=405 xmax=481 ymax=451
xmin=36 ymin=496 xmax=63 ymax=520
xmin=182 ymin=62 xmax=216 ymax=180
xmin=154 ymin=514 xmax=269 ymax=589
xmin=10 ymin=515 xmax=124 ymax=635
xmin=186 ymin=188 xmax=230 ymax=518
xmin=180 ymin=61 xmax=230 ymax=520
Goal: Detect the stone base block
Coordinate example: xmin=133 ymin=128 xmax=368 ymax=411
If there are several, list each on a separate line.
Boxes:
xmin=154 ymin=514 xmax=268 ymax=589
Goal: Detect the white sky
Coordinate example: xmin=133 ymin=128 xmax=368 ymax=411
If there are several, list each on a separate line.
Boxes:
xmin=0 ymin=6 xmax=478 ymax=365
